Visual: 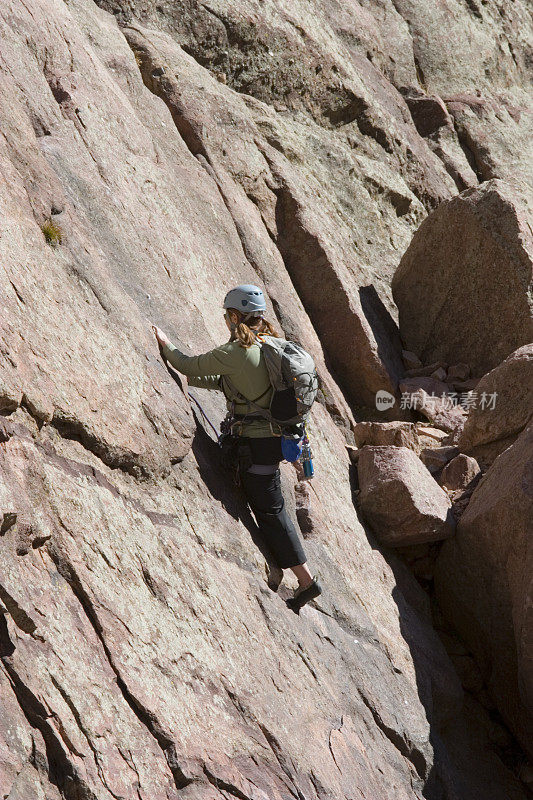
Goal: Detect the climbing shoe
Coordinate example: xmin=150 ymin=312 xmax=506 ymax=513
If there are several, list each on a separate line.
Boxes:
xmin=286 ymin=576 xmax=322 ymax=614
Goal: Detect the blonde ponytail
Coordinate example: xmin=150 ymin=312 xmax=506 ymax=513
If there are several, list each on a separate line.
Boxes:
xmin=235 ymin=321 xmax=257 ymax=348
xmin=227 ymin=309 xmax=280 ymax=348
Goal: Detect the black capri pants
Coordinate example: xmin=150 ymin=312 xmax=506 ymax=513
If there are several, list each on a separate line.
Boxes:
xmin=239 ymin=437 xmax=307 ymax=569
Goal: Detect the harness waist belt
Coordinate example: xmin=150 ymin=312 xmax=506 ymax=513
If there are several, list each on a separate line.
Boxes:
xmin=247 ymin=464 xmax=279 ymax=475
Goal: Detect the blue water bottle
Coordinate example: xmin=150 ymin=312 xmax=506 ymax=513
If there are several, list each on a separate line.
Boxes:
xmin=301 ymin=430 xmax=314 ymax=479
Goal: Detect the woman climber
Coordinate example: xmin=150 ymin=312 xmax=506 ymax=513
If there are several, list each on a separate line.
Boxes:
xmin=153 ymin=284 xmax=322 ymax=613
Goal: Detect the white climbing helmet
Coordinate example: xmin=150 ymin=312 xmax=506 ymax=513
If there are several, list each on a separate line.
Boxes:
xmin=223 ymin=284 xmax=266 ymax=315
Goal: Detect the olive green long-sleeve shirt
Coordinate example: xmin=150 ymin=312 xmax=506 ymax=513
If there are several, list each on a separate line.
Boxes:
xmin=162 ymin=340 xmax=278 ymax=437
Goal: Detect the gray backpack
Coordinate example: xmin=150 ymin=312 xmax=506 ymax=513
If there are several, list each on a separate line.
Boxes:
xmin=225 ymin=336 xmax=318 ymax=427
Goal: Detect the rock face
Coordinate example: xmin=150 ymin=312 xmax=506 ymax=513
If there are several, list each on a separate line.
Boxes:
xmin=0 ymin=0 xmax=531 ymax=799
xmin=446 ymin=364 xmax=470 ymax=383
xmin=392 ymin=0 xmax=533 ymax=187
xmin=98 ymin=0 xmax=530 ymax=405
xmin=435 ymin=424 xmax=533 ymax=759
xmin=393 ymin=181 xmax=533 ymax=376
xmin=110 ymin=17 xmax=431 ymax=409
xmin=457 ymin=344 xmax=533 ymax=465
xmin=358 ymin=446 xmax=456 ymax=546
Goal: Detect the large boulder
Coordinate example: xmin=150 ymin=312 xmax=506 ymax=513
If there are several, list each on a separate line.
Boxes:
xmin=353 ymin=421 xmax=447 ymax=452
xmin=358 ymin=446 xmax=456 ymax=546
xmin=435 ymin=424 xmax=533 ymax=758
xmin=439 ymin=454 xmax=481 ymax=494
xmin=420 ymin=445 xmax=460 ymax=475
xmin=457 ymin=344 xmax=533 ymax=465
xmin=392 ymin=180 xmax=533 ymax=376
xmin=399 ymin=377 xmax=466 ymax=434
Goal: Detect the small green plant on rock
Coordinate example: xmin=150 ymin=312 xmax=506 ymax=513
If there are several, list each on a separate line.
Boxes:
xmin=41 ymin=218 xmax=62 ymax=247
xmin=41 ymin=218 xmax=63 ymax=247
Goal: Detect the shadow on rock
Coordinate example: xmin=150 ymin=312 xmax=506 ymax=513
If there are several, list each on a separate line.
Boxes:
xmin=191 ymin=423 xmax=282 ymax=574
xmin=359 ymin=284 xmax=405 ymax=387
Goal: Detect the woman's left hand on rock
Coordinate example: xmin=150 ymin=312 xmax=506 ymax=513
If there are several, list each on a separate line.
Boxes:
xmin=153 ymin=325 xmax=171 ymax=348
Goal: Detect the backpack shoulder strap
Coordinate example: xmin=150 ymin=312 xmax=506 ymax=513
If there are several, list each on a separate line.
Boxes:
xmin=222 ymin=376 xmax=275 ymax=422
